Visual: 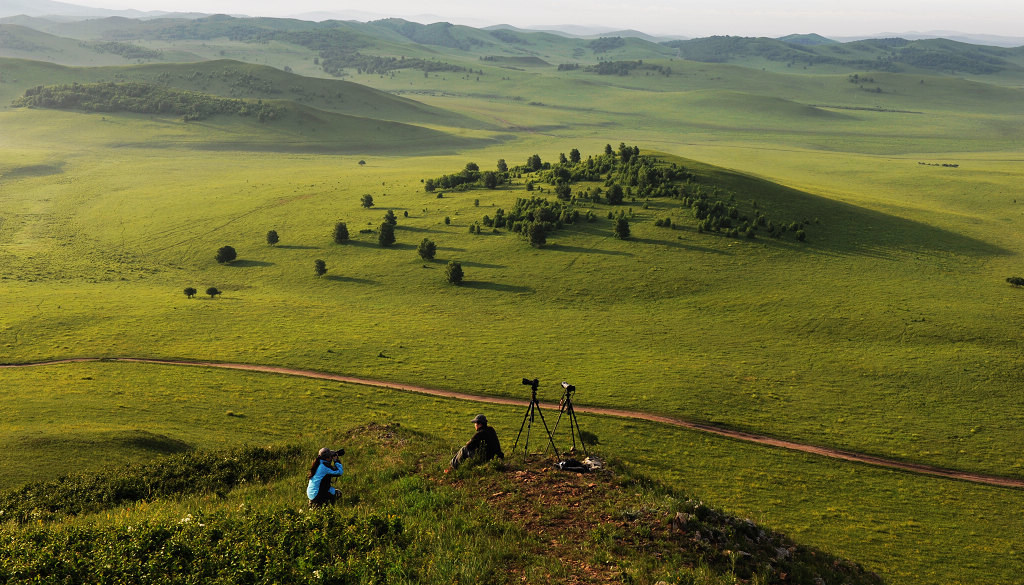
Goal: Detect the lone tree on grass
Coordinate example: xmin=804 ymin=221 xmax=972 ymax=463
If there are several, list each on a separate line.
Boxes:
xmin=418 ymin=238 xmax=437 ymax=260
xmin=206 ymin=287 xmax=222 ymax=298
xmin=445 ymin=261 xmax=464 ymax=285
xmin=378 ymin=222 xmax=396 ymax=247
xmin=333 ymin=222 xmax=349 ymax=244
xmin=215 ymin=245 xmax=237 ymax=264
xmin=184 ymin=287 xmax=197 ymax=299
xmin=266 ymin=230 xmax=279 ymax=246
xmin=360 ymin=194 xmax=375 ymax=208
xmin=383 ymin=209 xmax=397 ymax=226
xmin=614 ymin=217 xmax=631 ymax=240
xmin=314 ymin=259 xmax=327 ymax=277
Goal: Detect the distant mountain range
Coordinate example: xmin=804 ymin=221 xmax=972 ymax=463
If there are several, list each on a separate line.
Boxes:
xmin=1 ymin=0 xmax=1021 ymax=47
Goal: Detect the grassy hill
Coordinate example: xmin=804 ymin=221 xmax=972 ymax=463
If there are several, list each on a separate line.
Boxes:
xmin=3 ymin=12 xmax=1024 ymax=585
xmin=0 ymin=423 xmax=885 ymax=584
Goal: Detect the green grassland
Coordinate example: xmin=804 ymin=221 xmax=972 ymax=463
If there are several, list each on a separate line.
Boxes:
xmin=2 ymin=17 xmax=1024 ymax=585
xmin=0 ymin=362 xmax=1020 ymax=584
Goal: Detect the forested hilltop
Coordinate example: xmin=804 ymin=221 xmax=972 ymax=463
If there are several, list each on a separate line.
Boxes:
xmin=13 ymin=81 xmax=282 ymax=120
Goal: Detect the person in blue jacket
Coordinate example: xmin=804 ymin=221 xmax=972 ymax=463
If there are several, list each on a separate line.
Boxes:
xmin=307 ymin=447 xmax=344 ymax=507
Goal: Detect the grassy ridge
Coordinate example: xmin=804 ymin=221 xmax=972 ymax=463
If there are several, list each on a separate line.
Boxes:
xmin=0 ymin=364 xmax=1020 ymax=584
xmin=0 ymin=422 xmax=884 ymax=585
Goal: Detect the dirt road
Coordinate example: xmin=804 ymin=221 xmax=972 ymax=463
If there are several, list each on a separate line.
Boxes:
xmin=5 ymin=357 xmax=1022 ymax=489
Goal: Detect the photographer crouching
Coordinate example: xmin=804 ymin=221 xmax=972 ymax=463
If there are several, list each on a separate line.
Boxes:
xmin=306 ymin=447 xmax=344 ymax=508
xmin=449 ymin=414 xmax=504 ymax=471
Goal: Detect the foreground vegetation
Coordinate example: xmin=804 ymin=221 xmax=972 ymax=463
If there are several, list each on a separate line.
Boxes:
xmin=0 ymin=424 xmax=883 ymax=584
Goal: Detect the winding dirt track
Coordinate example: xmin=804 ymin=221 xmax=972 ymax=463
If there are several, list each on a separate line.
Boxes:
xmin=5 ymin=357 xmax=1023 ymax=490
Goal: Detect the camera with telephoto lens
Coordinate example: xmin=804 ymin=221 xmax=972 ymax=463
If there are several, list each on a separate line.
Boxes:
xmin=561 ymin=381 xmax=575 ymax=394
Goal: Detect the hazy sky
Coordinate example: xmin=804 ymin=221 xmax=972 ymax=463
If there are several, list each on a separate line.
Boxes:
xmin=77 ymin=0 xmax=1023 ymax=38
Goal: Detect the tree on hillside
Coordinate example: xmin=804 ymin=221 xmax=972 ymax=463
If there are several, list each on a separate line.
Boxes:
xmin=314 ymin=259 xmax=327 ymax=277
xmin=496 ymin=159 xmax=508 ymax=172
xmin=418 ymin=238 xmax=437 ymax=260
xmin=559 ymin=152 xmax=568 ymax=164
xmin=569 ymin=148 xmax=581 ymax=164
xmin=464 ymin=162 xmax=479 ymax=172
xmin=445 ymin=261 xmax=464 ymax=285
xmin=378 ymin=222 xmax=396 ymax=247
xmin=384 ymin=209 xmax=398 ymax=226
xmin=206 ymin=287 xmax=222 ymax=298
xmin=266 ymin=230 xmax=279 ymax=246
xmin=555 ymin=182 xmax=571 ymax=201
xmin=604 ymin=144 xmax=613 ymax=155
xmin=333 ymin=222 xmax=349 ymax=244
xmin=526 ymin=222 xmax=547 ymax=248
xmin=482 ymin=171 xmax=498 ymax=189
xmin=607 ymin=184 xmax=624 ymax=205
xmin=215 ymin=245 xmax=237 ymax=264
xmin=614 ymin=217 xmax=631 ymax=240
xmin=184 ymin=287 xmax=197 ymax=299
xmin=526 ymin=154 xmax=542 ymax=172
xmin=360 ymin=194 xmax=375 ymax=208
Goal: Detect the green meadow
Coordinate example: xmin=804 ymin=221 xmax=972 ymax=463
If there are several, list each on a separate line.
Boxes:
xmin=1 ymin=17 xmax=1024 ymax=584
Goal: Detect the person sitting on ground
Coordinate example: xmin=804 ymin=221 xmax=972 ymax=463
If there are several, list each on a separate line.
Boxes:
xmin=449 ymin=414 xmax=504 ymax=470
xmin=306 ymin=447 xmax=344 ymax=507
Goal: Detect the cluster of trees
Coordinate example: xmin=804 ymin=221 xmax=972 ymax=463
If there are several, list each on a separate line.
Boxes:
xmin=584 ymin=61 xmax=672 ymax=76
xmin=15 ymin=82 xmax=281 ymax=122
xmin=184 ymin=286 xmax=222 ymax=299
xmin=425 ymin=162 xmax=507 ymax=192
xmin=320 ymin=52 xmax=468 ymax=77
xmin=87 ymin=41 xmax=163 ymax=60
xmin=480 ymin=197 xmax=588 ymax=247
xmin=588 ymin=37 xmax=626 ymax=53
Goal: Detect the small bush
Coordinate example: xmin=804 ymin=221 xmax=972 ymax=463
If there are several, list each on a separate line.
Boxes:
xmin=445 ymin=261 xmax=464 ymax=285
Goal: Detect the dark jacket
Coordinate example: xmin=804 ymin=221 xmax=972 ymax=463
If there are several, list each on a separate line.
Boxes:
xmin=466 ymin=424 xmax=504 ymax=460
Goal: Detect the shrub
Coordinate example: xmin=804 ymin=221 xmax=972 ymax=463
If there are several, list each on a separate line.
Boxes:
xmin=215 ymin=246 xmax=236 ymax=264
xmin=445 ymin=261 xmax=464 ymax=285
xmin=333 ymin=222 xmax=349 ymax=244
xmin=183 ymin=287 xmax=197 ymax=298
xmin=360 ymin=194 xmax=374 ymax=208
xmin=1007 ymin=276 xmax=1024 ymax=287
xmin=378 ymin=222 xmax=396 ymax=247
xmin=206 ymin=287 xmax=221 ymax=298
xmin=383 ymin=209 xmax=397 ymax=226
xmin=314 ymin=259 xmax=327 ymax=277
xmin=418 ymin=238 xmax=437 ymax=260
xmin=614 ymin=217 xmax=630 ymax=239
xmin=266 ymin=230 xmax=279 ymax=246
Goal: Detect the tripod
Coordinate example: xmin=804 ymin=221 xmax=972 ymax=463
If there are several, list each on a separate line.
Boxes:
xmin=512 ymin=378 xmax=560 ymax=459
xmin=551 ymin=382 xmax=589 ymax=458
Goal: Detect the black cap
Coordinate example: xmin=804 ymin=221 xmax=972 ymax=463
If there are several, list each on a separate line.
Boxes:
xmin=471 ymin=414 xmax=487 ymax=424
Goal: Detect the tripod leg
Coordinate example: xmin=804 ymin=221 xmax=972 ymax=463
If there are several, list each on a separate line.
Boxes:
xmin=513 ymin=401 xmax=532 ymax=452
xmin=568 ymin=403 xmax=588 ymax=458
xmin=533 ymin=402 xmax=560 ymax=459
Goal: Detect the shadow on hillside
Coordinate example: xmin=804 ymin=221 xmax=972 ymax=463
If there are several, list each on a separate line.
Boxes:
xmin=325 ymin=275 xmax=377 ymax=285
xmin=275 ymin=245 xmax=321 ymax=250
xmin=397 ymin=225 xmax=444 ymax=234
xmin=545 ymin=244 xmax=633 ymax=257
xmin=228 ymin=260 xmax=274 ymax=267
xmin=684 ymin=161 xmax=1012 ymax=259
xmin=631 ymin=237 xmax=732 ymax=255
xmin=461 ymin=281 xmax=533 ymax=294
xmin=448 ymin=259 xmax=506 ymax=269
xmin=113 ymin=431 xmax=194 ymax=454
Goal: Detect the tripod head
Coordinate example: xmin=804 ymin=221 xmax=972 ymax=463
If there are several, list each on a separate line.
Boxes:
xmin=521 ymin=377 xmax=539 ymax=401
